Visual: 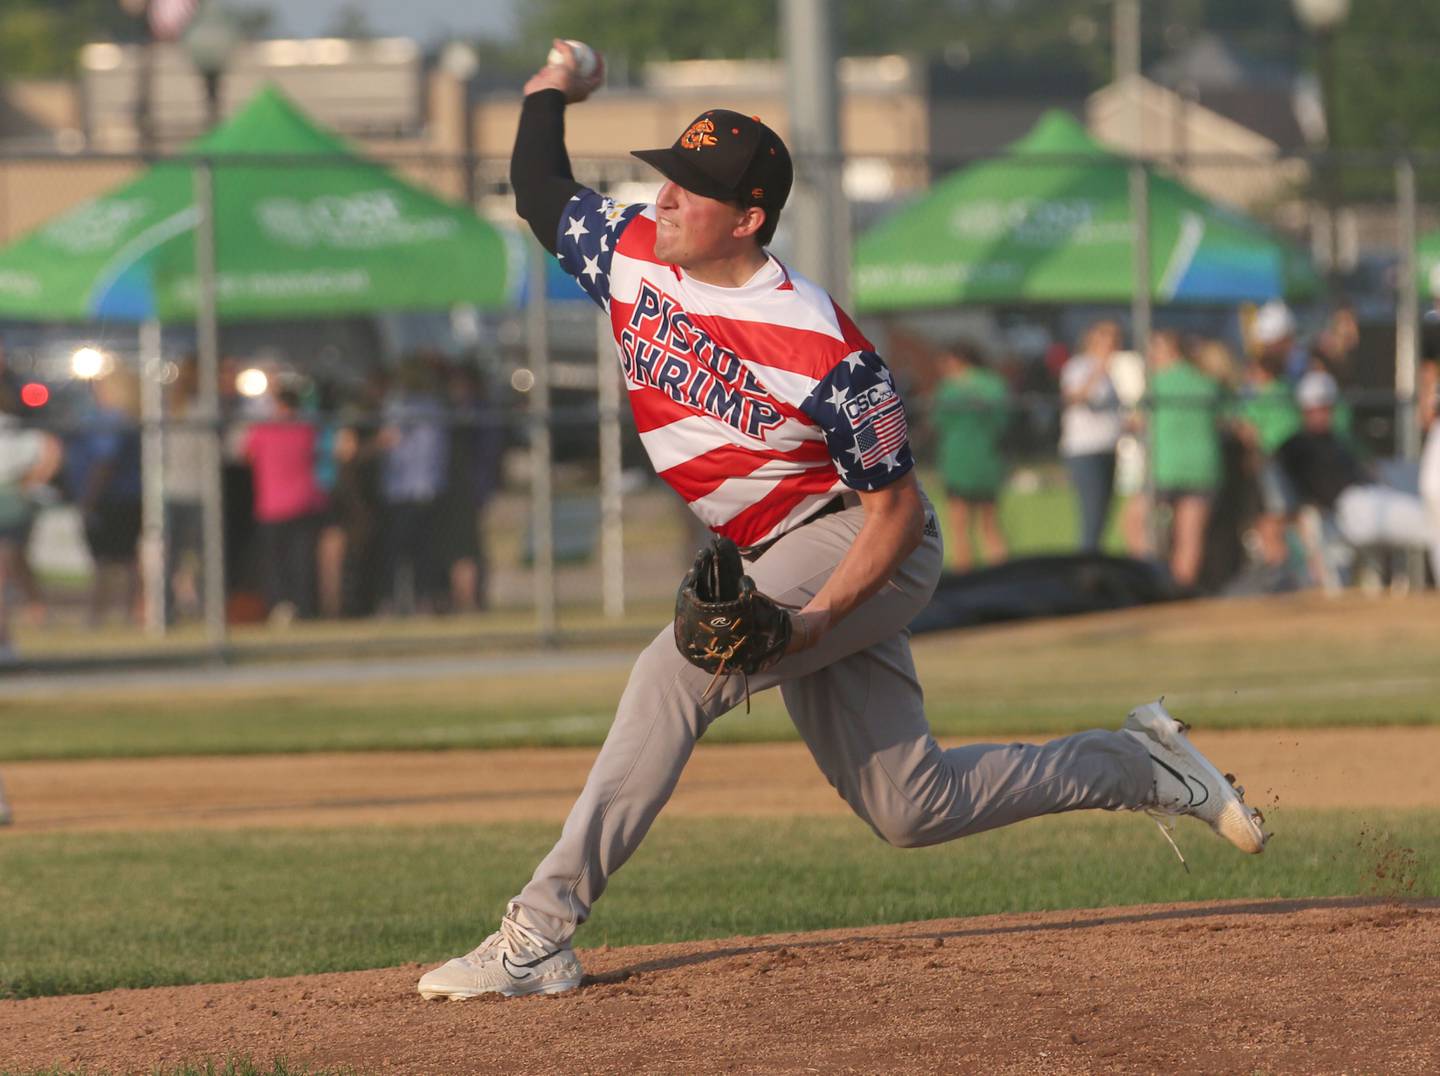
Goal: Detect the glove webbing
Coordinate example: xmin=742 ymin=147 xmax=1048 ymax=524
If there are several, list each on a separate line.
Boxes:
xmin=698 ymin=616 xmax=754 ymax=712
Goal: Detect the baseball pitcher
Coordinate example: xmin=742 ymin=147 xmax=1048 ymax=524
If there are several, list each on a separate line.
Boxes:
xmin=418 ymin=41 xmax=1267 ymax=1001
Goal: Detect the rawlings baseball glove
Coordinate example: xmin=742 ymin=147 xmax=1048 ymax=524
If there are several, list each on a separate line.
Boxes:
xmin=675 ymin=536 xmax=792 ymax=706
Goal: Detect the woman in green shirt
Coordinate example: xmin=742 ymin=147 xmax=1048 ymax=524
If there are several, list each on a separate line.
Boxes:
xmin=1141 ymin=330 xmax=1222 ymax=588
xmin=931 ymin=341 xmax=1010 ymax=571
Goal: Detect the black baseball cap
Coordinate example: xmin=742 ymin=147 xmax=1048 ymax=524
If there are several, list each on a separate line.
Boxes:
xmin=631 ymin=110 xmax=793 ymax=220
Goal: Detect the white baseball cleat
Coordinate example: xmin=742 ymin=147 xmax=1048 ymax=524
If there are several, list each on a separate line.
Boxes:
xmin=418 ymin=903 xmax=582 ymax=1001
xmin=1122 ymin=699 xmax=1269 ymax=864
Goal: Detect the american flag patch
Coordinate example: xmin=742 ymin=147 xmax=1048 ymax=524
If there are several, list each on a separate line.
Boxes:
xmin=845 ymin=384 xmax=908 ymax=469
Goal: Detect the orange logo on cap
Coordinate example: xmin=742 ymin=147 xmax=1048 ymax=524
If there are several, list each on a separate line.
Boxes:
xmin=679 ymin=118 xmax=718 ymax=151
xmin=751 ymin=187 xmax=765 ymax=201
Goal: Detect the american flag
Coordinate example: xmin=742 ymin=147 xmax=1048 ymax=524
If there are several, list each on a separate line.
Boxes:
xmin=852 ymin=393 xmax=908 ymax=469
xmin=149 ymin=0 xmax=200 ymax=42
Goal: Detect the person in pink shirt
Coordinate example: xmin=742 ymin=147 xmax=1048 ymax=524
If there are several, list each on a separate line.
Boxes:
xmin=243 ymin=387 xmax=326 ymax=621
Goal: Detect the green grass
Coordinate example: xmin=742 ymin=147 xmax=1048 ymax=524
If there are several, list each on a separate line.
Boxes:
xmin=921 ymin=464 xmax=1131 ymax=564
xmin=3 ymin=592 xmax=1438 ymax=760
xmin=1 ymin=809 xmax=1434 ymax=1000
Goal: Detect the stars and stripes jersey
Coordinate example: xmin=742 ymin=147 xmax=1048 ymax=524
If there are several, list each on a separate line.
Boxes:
xmin=555 ymin=187 xmax=914 ymax=549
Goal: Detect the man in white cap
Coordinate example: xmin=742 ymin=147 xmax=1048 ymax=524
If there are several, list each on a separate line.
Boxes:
xmin=1251 ymin=300 xmax=1296 ymax=358
xmin=1275 ymin=371 xmax=1440 ymax=579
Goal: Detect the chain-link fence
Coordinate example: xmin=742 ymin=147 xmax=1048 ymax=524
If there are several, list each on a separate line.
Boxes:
xmin=0 ymin=142 xmax=1436 ymax=667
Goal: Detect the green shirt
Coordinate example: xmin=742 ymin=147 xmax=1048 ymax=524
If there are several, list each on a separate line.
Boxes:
xmin=1149 ymin=362 xmax=1222 ymax=492
xmin=932 ymin=368 xmax=1009 ymax=496
xmin=1240 ymin=380 xmax=1301 ymax=455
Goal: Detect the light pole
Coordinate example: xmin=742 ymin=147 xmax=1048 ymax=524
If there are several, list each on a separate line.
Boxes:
xmin=182 ymin=1 xmax=241 ymax=131
xmin=1292 ymin=0 xmax=1351 ymax=291
xmin=117 ymin=0 xmax=156 ymax=153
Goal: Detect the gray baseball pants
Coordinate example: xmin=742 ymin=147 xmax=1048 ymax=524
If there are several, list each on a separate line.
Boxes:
xmin=515 ymin=497 xmax=1154 ymax=944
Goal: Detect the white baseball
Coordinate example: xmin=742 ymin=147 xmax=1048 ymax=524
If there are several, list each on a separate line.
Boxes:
xmin=547 ymin=39 xmax=599 ymax=80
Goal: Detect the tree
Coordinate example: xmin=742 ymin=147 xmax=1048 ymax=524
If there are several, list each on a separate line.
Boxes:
xmin=325 ymin=2 xmax=377 ymax=40
xmin=230 ymin=4 xmax=275 ymax=40
xmin=0 ymin=1 xmax=274 ymax=77
xmin=1285 ymin=0 xmax=1440 ymax=199
xmin=515 ymin=0 xmax=1306 ymax=89
xmin=0 ymin=0 xmax=138 ymax=76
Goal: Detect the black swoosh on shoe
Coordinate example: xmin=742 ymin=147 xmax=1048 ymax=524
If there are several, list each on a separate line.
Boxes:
xmin=502 ymin=950 xmax=557 ymax=980
xmin=1151 ymin=754 xmax=1209 ymax=807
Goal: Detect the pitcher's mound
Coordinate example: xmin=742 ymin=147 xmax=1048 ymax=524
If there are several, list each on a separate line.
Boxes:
xmin=3 ymin=898 xmax=1437 ymax=1074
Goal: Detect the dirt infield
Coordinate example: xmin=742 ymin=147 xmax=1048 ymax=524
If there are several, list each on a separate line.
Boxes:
xmin=2 ymin=726 xmax=1435 ymax=834
xmin=2 ymin=899 xmax=1436 ymax=1075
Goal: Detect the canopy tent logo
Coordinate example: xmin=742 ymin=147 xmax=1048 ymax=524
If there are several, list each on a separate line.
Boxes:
xmin=0 ymin=270 xmax=40 ymax=296
xmin=854 ymin=260 xmax=1024 ymax=292
xmin=948 ymin=198 xmax=1129 ymax=247
xmin=172 ymin=268 xmax=372 ymax=301
xmin=255 ymin=191 xmax=460 ymax=250
xmin=42 ymin=199 xmax=153 ymax=254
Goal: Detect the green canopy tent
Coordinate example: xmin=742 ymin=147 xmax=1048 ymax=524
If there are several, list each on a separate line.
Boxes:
xmin=0 ymin=84 xmax=518 ymax=321
xmin=852 ymin=110 xmax=1317 ymax=313
xmin=0 ymin=85 xmax=523 ymax=648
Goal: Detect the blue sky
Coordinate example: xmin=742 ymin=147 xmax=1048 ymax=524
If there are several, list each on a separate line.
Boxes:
xmin=266 ymin=0 xmax=519 ymax=44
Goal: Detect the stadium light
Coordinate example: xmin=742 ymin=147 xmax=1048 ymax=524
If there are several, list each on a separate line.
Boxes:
xmin=236 ymin=367 xmax=269 ymax=397
xmin=70 ymin=346 xmax=111 ymax=380
xmin=183 ymin=1 xmax=242 ymax=130
xmin=1292 ymin=0 xmax=1351 ymax=293
xmin=1291 ymin=0 xmax=1350 ymax=30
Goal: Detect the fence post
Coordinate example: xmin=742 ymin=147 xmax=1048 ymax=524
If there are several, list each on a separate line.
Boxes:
xmin=597 ymin=311 xmax=625 ymax=619
xmin=1396 ymin=155 xmax=1421 ymax=460
xmin=526 ymin=238 xmax=557 ymax=640
xmin=1394 ymin=153 xmax=1425 ymax=590
xmin=193 ymin=156 xmax=228 ymax=651
xmin=138 ymin=318 xmax=166 ymax=635
xmin=782 ymin=0 xmax=849 ymax=305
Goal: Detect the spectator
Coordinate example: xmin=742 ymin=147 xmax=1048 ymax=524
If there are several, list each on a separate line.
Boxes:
xmin=1275 ymin=372 xmax=1439 ymax=579
xmin=1306 ymin=304 xmax=1359 ymax=441
xmin=1134 ymin=330 xmax=1223 ymax=589
xmin=1187 ymin=339 xmax=1250 ymax=589
xmin=0 ymin=384 xmax=62 ymax=661
xmin=1059 ymin=319 xmax=1124 ymax=552
xmin=163 ymin=358 xmax=206 ymax=621
xmin=1421 ymin=356 xmax=1440 ymax=577
xmin=931 ymin=340 xmax=1009 ymax=572
xmin=243 ymin=386 xmax=326 ymax=622
xmin=1235 ymin=348 xmax=1302 ymax=569
xmin=380 ymin=357 xmax=448 ymax=613
xmin=1192 ymin=338 xmax=1243 ymax=394
xmin=0 ymin=341 xmax=48 ymax=628
xmin=433 ymin=365 xmax=503 ymax=613
xmin=329 ymin=374 xmax=387 ymax=617
xmin=1250 ymin=300 xmax=1308 ymax=384
xmin=309 ymin=382 xmax=347 ymax=620
xmin=66 ymin=371 xmax=144 ymax=626
xmin=1311 ymin=303 xmax=1359 ymax=380
xmin=1421 ymin=277 xmax=1440 ymax=573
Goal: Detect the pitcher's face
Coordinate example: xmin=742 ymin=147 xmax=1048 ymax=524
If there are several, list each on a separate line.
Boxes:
xmin=652 ymin=181 xmax=753 ymax=268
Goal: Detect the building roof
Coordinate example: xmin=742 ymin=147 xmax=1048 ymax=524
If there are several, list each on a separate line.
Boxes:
xmin=1148 ymin=33 xmax=1308 ymax=150
xmin=1150 ymin=33 xmax=1293 ymax=92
